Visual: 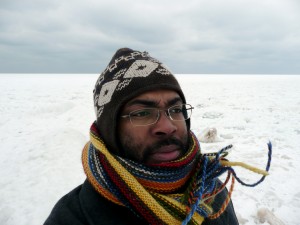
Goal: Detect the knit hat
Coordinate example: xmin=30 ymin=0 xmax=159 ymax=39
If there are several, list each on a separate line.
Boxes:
xmin=93 ymin=48 xmax=189 ymax=155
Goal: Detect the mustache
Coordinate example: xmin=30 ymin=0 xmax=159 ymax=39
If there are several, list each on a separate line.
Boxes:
xmin=142 ymin=137 xmax=187 ymax=162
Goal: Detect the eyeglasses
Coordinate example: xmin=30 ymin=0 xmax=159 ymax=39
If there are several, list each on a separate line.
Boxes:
xmin=120 ymin=104 xmax=194 ymax=126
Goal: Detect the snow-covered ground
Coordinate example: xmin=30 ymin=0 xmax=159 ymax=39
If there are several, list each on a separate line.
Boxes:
xmin=0 ymin=74 xmax=299 ymax=225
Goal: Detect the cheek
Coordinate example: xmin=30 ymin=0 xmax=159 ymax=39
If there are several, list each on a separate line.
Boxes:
xmin=126 ymin=127 xmax=148 ymax=145
xmin=119 ymin=123 xmax=148 ymax=148
xmin=118 ymin=125 xmax=150 ymax=162
xmin=177 ymin=122 xmax=188 ymax=136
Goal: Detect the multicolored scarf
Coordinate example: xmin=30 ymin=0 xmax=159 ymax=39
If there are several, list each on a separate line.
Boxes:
xmin=82 ymin=123 xmax=272 ymax=225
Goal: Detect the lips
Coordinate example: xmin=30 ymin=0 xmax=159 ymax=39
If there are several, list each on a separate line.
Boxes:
xmin=147 ymin=144 xmax=181 ymax=164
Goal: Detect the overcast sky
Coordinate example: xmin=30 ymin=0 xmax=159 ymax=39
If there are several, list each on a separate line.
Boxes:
xmin=1 ymin=0 xmax=299 ymax=74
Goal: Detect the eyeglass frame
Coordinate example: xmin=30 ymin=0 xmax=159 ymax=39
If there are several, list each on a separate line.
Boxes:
xmin=120 ymin=103 xmax=194 ymax=126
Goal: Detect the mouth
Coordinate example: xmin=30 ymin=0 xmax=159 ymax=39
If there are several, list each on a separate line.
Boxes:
xmin=146 ymin=144 xmax=181 ymax=164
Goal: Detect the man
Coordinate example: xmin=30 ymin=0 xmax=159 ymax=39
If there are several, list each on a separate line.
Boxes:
xmin=44 ymin=48 xmax=239 ymax=224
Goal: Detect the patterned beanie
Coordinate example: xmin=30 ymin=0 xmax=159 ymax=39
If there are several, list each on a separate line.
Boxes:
xmin=93 ymin=48 xmax=190 ymax=155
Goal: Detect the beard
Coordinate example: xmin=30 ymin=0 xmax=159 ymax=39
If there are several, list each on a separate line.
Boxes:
xmin=120 ymin=133 xmax=189 ymax=164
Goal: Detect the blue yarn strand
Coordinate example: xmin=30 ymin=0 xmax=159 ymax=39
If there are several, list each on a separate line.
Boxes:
xmin=182 ymin=156 xmax=208 ymax=225
xmin=180 ymin=142 xmax=272 ymax=224
xmin=225 ymin=141 xmax=272 ymax=187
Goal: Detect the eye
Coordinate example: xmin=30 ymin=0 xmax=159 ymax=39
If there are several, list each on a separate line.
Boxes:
xmin=130 ymin=109 xmax=152 ymax=118
xmin=170 ymin=106 xmax=183 ymax=114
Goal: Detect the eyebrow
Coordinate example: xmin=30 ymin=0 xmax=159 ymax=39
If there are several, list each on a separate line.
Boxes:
xmin=126 ymin=96 xmax=182 ymax=108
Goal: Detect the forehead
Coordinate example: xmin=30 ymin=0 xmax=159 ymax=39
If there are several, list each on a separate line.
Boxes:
xmin=124 ymin=89 xmax=182 ymax=108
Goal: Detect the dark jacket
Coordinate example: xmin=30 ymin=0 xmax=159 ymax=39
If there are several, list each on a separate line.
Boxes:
xmin=44 ymin=179 xmax=239 ymax=225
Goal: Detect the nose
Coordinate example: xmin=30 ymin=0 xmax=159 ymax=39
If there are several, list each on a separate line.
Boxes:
xmin=151 ymin=110 xmax=177 ymax=137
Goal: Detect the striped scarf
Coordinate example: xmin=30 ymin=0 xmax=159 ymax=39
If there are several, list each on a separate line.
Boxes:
xmin=82 ymin=123 xmax=272 ymax=225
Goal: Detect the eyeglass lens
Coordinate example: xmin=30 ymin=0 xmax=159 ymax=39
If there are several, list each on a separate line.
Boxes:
xmin=129 ymin=104 xmax=192 ymax=126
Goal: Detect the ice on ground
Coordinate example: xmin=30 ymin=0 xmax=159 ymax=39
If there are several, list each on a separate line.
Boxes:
xmin=257 ymin=208 xmax=285 ymax=225
xmin=1 ymin=74 xmax=299 ymax=225
xmin=197 ymin=127 xmax=223 ymax=143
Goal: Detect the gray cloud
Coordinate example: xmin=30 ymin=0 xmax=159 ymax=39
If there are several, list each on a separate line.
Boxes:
xmin=0 ymin=0 xmax=299 ymax=74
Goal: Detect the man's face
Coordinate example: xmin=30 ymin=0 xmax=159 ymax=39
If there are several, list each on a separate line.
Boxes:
xmin=118 ymin=89 xmax=189 ymax=164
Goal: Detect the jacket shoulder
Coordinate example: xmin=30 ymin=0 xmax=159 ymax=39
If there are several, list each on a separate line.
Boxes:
xmin=44 ymin=180 xmax=145 ymax=225
xmin=44 ymin=184 xmax=87 ymax=225
xmin=202 ymin=179 xmax=239 ymax=225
